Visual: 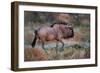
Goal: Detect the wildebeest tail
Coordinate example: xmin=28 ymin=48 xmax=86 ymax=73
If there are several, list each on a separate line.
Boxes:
xmin=31 ymin=30 xmax=37 ymax=47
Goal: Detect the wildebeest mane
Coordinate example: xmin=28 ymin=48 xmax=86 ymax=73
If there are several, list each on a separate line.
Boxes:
xmin=50 ymin=22 xmax=68 ymax=27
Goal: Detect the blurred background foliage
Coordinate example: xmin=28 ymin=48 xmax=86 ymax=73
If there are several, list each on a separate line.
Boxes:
xmin=24 ymin=11 xmax=90 ymax=27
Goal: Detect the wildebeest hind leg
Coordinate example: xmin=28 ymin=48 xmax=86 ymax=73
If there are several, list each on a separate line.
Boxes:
xmin=42 ymin=42 xmax=45 ymax=49
xmin=41 ymin=41 xmax=48 ymax=54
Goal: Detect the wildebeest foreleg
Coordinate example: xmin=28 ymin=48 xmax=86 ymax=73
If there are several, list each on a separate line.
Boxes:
xmin=59 ymin=40 xmax=64 ymax=51
xmin=56 ymin=40 xmax=59 ymax=55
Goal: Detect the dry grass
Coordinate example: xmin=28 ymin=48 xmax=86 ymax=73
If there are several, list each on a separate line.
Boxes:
xmin=24 ymin=48 xmax=48 ymax=61
xmin=24 ymin=47 xmax=90 ymax=61
xmin=46 ymin=48 xmax=90 ymax=60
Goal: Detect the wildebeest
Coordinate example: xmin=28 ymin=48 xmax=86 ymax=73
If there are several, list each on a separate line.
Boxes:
xmin=31 ymin=22 xmax=74 ymax=51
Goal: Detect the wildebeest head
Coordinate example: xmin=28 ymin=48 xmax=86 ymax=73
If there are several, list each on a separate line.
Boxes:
xmin=58 ymin=23 xmax=74 ymax=38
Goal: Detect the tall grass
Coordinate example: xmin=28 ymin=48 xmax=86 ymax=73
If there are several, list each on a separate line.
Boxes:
xmin=24 ymin=44 xmax=90 ymax=61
